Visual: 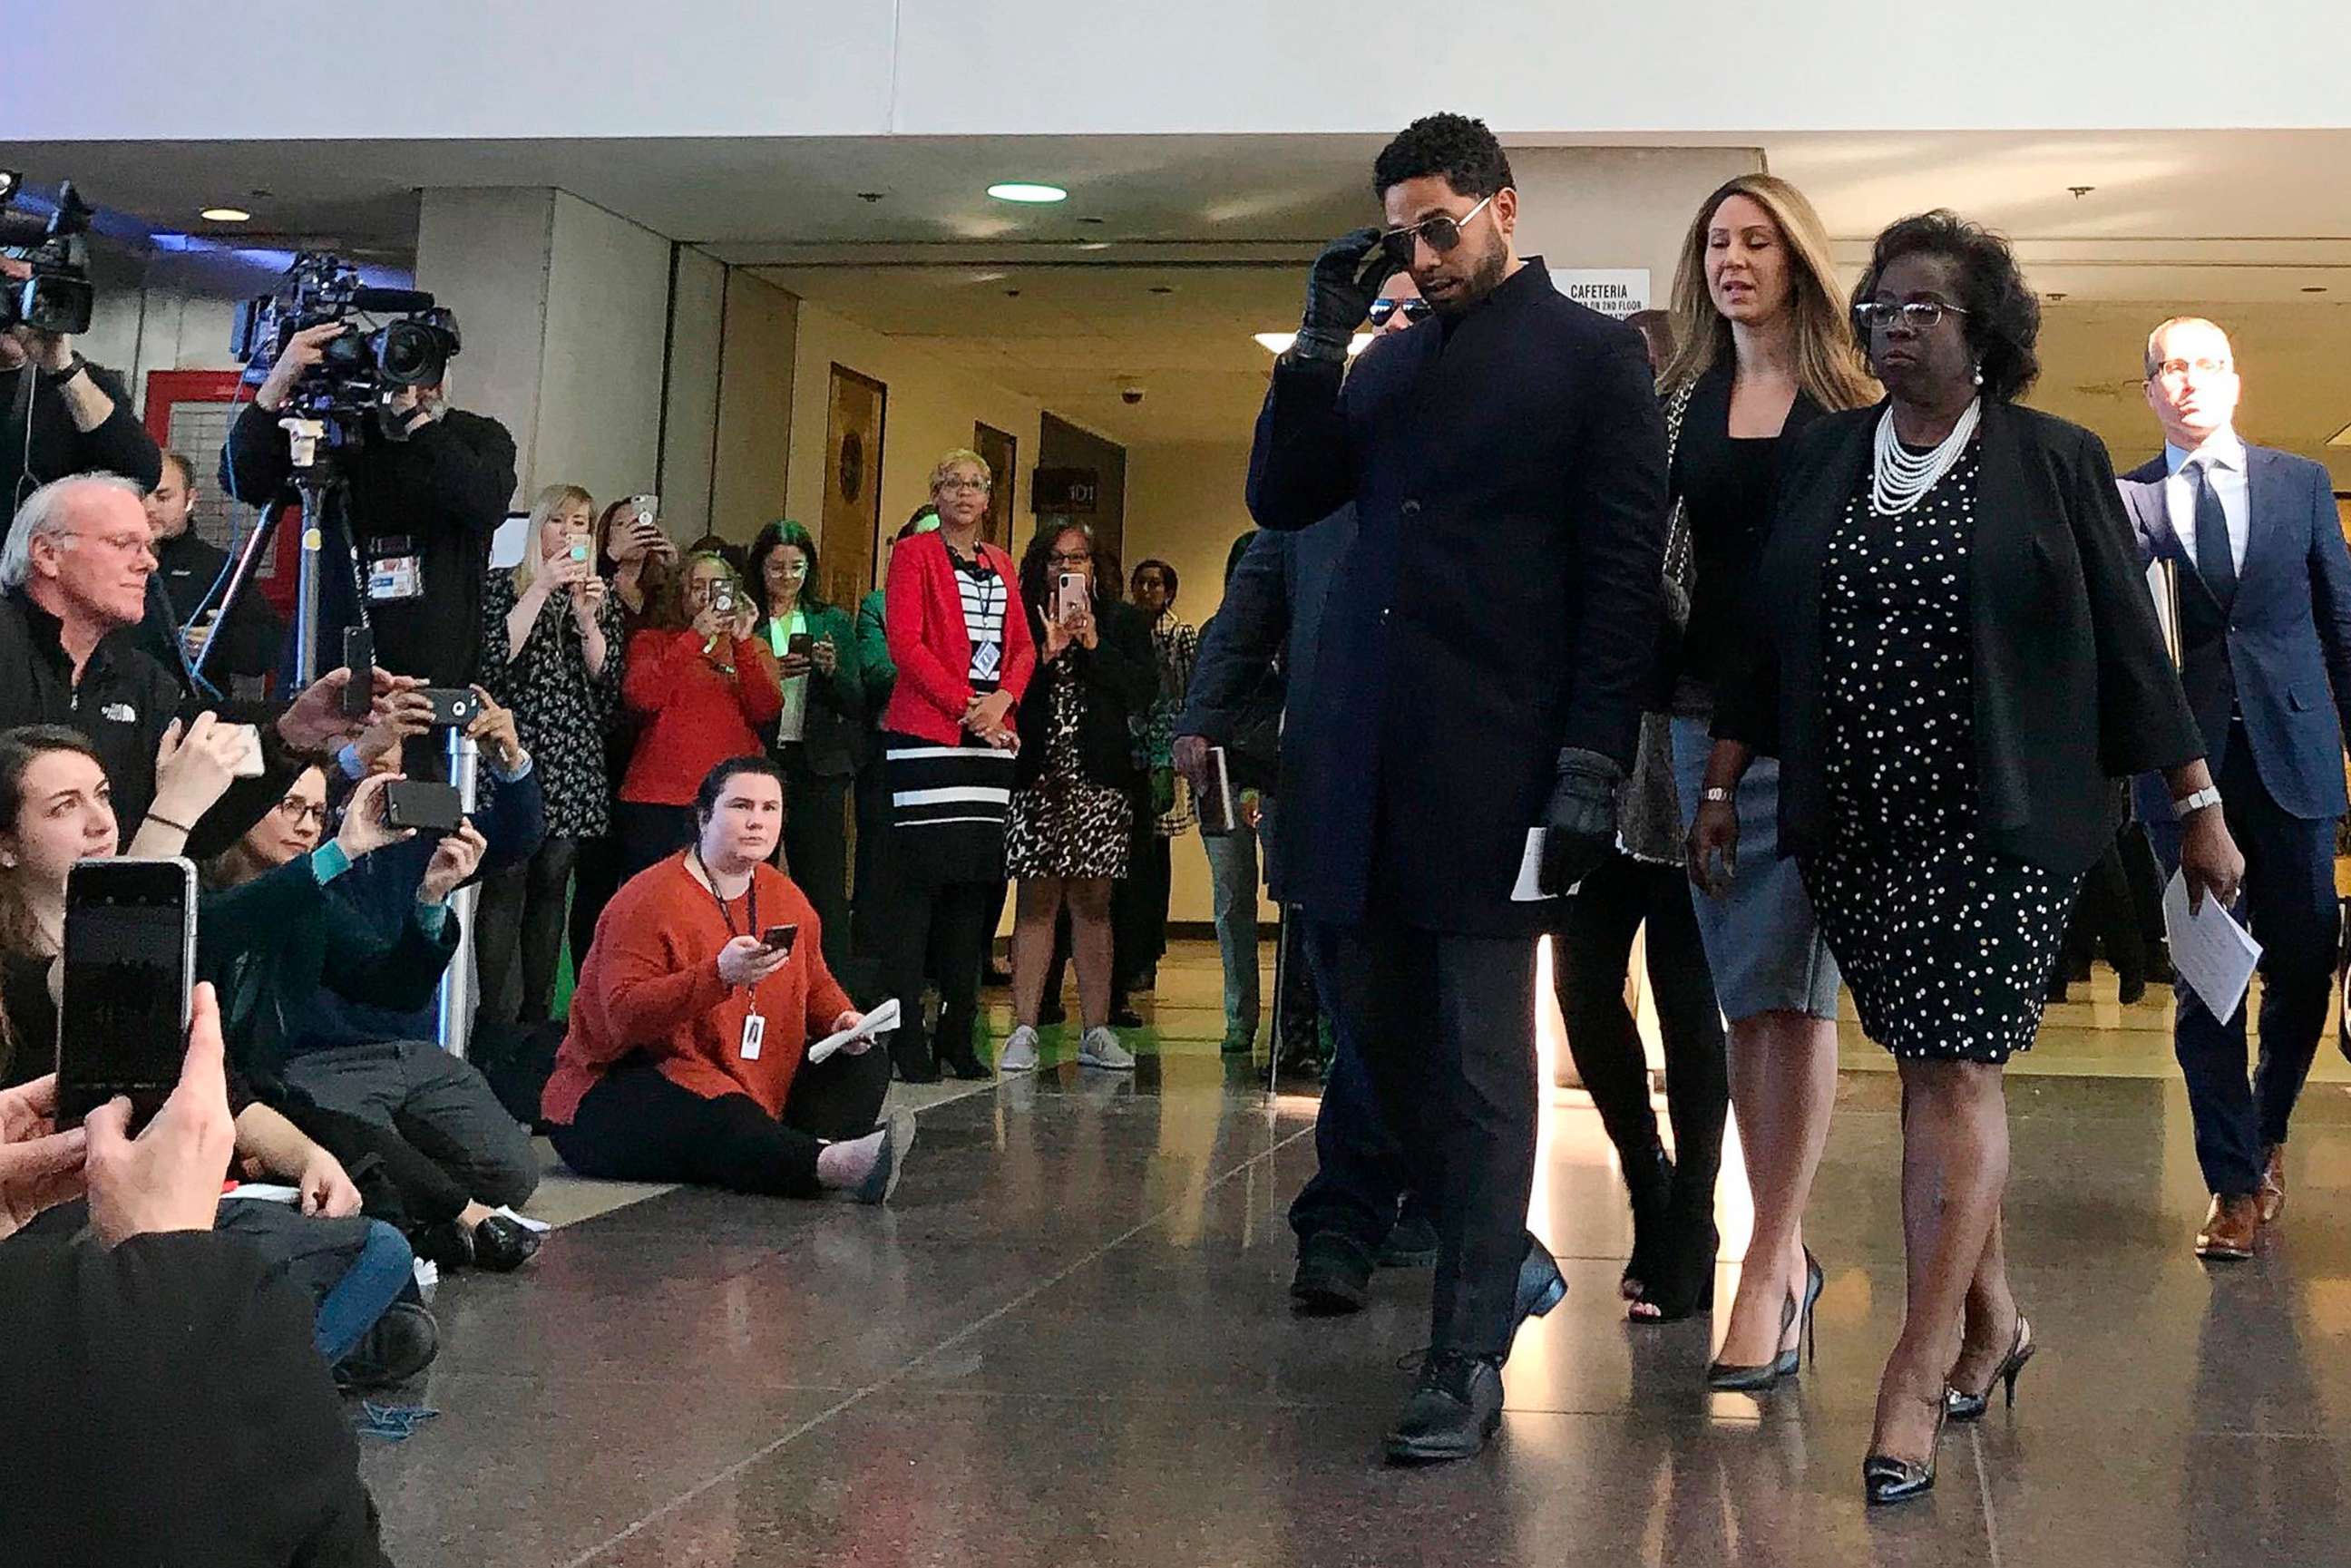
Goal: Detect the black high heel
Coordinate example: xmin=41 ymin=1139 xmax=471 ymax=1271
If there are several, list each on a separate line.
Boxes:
xmin=1945 ymin=1314 xmax=2034 ymax=1422
xmin=1863 ymin=1398 xmax=1947 ymax=1505
xmin=1704 ymin=1249 xmax=1821 ymax=1388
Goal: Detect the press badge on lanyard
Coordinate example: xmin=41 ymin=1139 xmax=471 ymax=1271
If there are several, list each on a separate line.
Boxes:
xmin=740 ymin=1010 xmax=766 ymax=1060
xmin=365 ymin=535 xmax=424 ymax=603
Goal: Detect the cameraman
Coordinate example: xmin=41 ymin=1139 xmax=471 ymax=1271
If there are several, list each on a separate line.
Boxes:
xmin=222 ymin=320 xmax=518 ymax=689
xmin=0 ymin=257 xmax=163 ymax=507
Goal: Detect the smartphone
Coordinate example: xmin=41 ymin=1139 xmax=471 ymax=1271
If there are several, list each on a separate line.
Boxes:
xmin=1055 ymin=571 xmax=1088 ymax=623
xmin=567 ymin=537 xmax=591 ymax=565
xmin=628 ymin=493 xmax=658 ymax=530
xmin=762 ymin=923 xmax=799 ymax=957
xmin=1195 ymin=745 xmax=1239 ymax=838
xmin=383 ymin=778 xmax=465 ymax=833
xmin=55 ymin=858 xmax=199 ymax=1130
xmin=417 ymin=687 xmax=481 ymax=728
xmin=341 ymin=627 xmax=376 ymax=719
xmin=787 ymin=632 xmax=814 ymax=660
xmin=224 ymin=722 xmax=267 ymax=778
xmin=708 ymin=580 xmax=738 ymax=617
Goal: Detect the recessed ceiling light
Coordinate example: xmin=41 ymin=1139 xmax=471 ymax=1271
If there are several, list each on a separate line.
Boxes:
xmin=1255 ymin=331 xmax=1373 ymax=357
xmin=987 ymin=182 xmax=1067 ymax=204
xmin=200 ymin=207 xmax=251 ymax=222
xmin=1076 ymin=241 xmax=1112 ymax=252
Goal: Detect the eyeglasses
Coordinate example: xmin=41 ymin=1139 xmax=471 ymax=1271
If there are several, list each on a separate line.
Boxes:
xmin=276 ymin=797 xmax=328 ymax=828
xmin=1379 ymin=194 xmax=1497 ymax=268
xmin=936 ymin=476 xmax=992 ymax=495
xmin=63 ymin=530 xmax=160 ymax=558
xmin=768 ymin=559 xmax=809 ymax=577
xmin=2151 ymin=356 xmax=2232 ymax=383
xmin=1048 ymin=550 xmax=1092 ymax=567
xmin=1853 ymin=300 xmax=1969 ymax=334
xmin=1366 ymin=297 xmax=1434 ymax=327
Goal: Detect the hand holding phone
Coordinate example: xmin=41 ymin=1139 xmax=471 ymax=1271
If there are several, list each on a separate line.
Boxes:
xmin=55 ymin=858 xmax=199 ymax=1131
xmin=341 ymin=628 xmax=376 ymax=720
xmin=761 ymin=923 xmax=799 ymax=957
xmin=83 ymin=981 xmax=238 ymax=1247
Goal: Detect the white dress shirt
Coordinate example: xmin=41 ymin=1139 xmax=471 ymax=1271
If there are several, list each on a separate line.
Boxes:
xmin=2163 ymin=429 xmax=2251 ymax=576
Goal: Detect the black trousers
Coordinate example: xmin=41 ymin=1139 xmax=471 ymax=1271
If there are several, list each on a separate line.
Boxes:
xmin=1551 ymin=852 xmax=1728 ymax=1201
xmin=850 ymin=759 xmax=893 ymax=961
xmin=779 ymin=759 xmax=854 ymax=977
xmin=569 ymin=833 xmax=623 ymax=976
xmin=614 ymin=802 xmax=697 ymax=881
xmin=1312 ymin=911 xmax=1538 ymax=1359
xmin=1289 ymin=920 xmax=1412 ymax=1250
xmin=475 ymin=833 xmax=580 ymax=1026
xmin=549 ymin=1049 xmax=892 ymax=1197
xmin=1111 ymin=830 xmax=1173 ymax=990
xmin=277 ymin=1096 xmax=471 ymax=1233
xmin=2146 ymin=726 xmax=2342 ymax=1196
xmin=2060 ymin=838 xmax=2148 ymax=988
xmin=881 ymin=868 xmax=997 ymax=1066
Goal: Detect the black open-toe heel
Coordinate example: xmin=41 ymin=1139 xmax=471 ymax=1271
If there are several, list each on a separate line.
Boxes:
xmin=1945 ymin=1313 xmax=2034 ymax=1422
xmin=1630 ymin=1175 xmax=1717 ymax=1325
xmin=1863 ymin=1398 xmax=1947 ymax=1505
xmin=1620 ymin=1146 xmax=1673 ymax=1303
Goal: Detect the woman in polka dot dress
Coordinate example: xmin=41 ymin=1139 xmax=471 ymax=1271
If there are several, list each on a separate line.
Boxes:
xmin=1692 ymin=213 xmax=2242 ymax=1506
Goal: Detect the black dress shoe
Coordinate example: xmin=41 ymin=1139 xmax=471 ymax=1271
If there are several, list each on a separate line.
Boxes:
xmin=472 ymin=1213 xmax=541 ymax=1273
xmin=334 ymin=1302 xmax=440 ymax=1391
xmin=1385 ymin=1351 xmax=1505 ymax=1464
xmin=1291 ymin=1232 xmax=1374 ymax=1315
xmin=1512 ymin=1234 xmax=1567 ymax=1338
xmin=941 ymin=1045 xmax=991 ymax=1080
xmin=1379 ymin=1210 xmax=1439 ymax=1269
xmin=414 ymin=1216 xmax=475 ymax=1271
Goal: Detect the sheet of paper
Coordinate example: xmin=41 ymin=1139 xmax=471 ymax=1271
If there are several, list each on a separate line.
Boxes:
xmin=2161 ymin=871 xmax=2261 ymax=1021
xmin=219 ymin=1183 xmax=302 ymax=1206
xmin=806 ymin=998 xmax=902 ymax=1065
xmin=1511 ymin=829 xmax=1555 ymax=901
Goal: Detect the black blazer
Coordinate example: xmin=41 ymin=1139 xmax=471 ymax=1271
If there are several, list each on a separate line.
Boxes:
xmin=1247 ymin=261 xmax=1669 ymax=935
xmin=1014 ymin=597 xmax=1157 ymax=794
xmin=1717 ymin=399 xmax=2203 ymax=877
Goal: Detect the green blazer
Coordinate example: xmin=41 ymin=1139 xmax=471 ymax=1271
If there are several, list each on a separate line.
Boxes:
xmin=754 ymin=600 xmax=864 ymax=777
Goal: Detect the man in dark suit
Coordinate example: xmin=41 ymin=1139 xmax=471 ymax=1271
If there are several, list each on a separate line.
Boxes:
xmin=2122 ymin=315 xmax=2351 ymax=1261
xmin=1248 ymin=112 xmax=1668 ymax=1461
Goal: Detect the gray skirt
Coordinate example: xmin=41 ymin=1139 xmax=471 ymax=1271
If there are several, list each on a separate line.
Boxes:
xmin=1670 ymin=715 xmax=1841 ymax=1023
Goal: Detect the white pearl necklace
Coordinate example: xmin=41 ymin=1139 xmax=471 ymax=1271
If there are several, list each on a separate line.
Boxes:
xmin=1870 ymin=398 xmax=1981 ymax=516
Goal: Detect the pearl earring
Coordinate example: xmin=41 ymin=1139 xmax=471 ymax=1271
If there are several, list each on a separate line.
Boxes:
xmin=1972 ymin=364 xmax=1985 ymax=387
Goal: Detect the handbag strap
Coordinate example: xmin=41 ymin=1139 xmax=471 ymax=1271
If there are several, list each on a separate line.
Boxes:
xmin=1660 ymin=378 xmax=1697 ymax=588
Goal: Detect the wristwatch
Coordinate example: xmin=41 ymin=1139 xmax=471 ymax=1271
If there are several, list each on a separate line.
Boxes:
xmin=1701 ymin=786 xmax=1734 ymax=805
xmin=40 ymin=354 xmax=89 ymax=387
xmin=2172 ymin=785 xmax=2223 ymax=818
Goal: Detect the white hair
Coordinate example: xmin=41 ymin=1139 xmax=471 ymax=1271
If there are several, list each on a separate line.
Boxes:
xmin=0 ymin=473 xmax=149 ymax=591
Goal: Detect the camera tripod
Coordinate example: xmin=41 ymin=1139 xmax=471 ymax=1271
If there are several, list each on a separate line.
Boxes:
xmin=192 ymin=413 xmax=359 ymax=696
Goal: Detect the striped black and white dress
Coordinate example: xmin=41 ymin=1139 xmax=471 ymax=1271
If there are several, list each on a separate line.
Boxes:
xmin=883 ymin=549 xmax=1019 ymax=884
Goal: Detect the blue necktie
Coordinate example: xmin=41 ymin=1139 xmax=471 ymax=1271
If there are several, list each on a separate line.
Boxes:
xmin=2190 ymin=461 xmax=2236 ymax=611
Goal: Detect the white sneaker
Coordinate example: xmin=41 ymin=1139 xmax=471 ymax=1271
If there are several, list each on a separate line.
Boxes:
xmin=998 ymin=1026 xmax=1040 ymax=1075
xmin=1078 ymin=1027 xmax=1136 ymax=1071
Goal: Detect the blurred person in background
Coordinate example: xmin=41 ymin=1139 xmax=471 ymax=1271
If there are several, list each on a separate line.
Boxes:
xmin=138 ymin=451 xmax=283 ymax=694
xmin=1113 ymin=558 xmax=1195 ymax=1021
xmin=850 ymin=509 xmax=937 ymax=962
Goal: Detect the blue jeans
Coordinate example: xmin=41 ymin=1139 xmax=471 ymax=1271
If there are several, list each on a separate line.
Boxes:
xmin=314 ymin=1220 xmax=416 ymax=1365
xmin=1202 ymin=808 xmax=1263 ymax=1045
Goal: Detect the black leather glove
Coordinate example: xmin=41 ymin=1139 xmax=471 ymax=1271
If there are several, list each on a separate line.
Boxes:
xmin=1537 ymin=746 xmax=1624 ymax=895
xmin=1293 ymin=228 xmax=1396 ymax=362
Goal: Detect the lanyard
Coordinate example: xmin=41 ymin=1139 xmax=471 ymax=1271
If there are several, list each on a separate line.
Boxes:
xmin=692 ymin=850 xmax=758 ymax=943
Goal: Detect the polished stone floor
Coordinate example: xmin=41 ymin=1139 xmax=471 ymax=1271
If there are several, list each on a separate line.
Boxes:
xmin=367 ymin=943 xmax=2351 ymax=1567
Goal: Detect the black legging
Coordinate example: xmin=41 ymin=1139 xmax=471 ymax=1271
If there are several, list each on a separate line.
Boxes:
xmin=777 ymin=755 xmax=854 ymax=978
xmin=549 ymin=1047 xmax=893 ymax=1197
xmin=881 ymin=871 xmax=997 ymax=1067
xmin=1550 ymin=851 xmax=1729 ymax=1200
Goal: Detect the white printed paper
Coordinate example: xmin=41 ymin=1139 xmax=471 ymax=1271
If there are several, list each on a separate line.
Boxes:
xmin=806 ymin=998 xmax=902 ymax=1065
xmin=1510 ymin=830 xmax=1585 ymax=901
xmin=2161 ymin=871 xmax=2261 ymax=1022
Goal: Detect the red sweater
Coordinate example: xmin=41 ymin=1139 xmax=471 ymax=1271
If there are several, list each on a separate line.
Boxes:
xmin=542 ymin=855 xmax=856 ymax=1125
xmin=879 ymin=532 xmax=1036 ymax=744
xmin=619 ymin=627 xmax=785 ymax=804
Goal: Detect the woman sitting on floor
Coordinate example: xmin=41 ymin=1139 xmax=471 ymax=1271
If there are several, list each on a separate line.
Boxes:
xmin=542 ymin=755 xmax=914 ymax=1203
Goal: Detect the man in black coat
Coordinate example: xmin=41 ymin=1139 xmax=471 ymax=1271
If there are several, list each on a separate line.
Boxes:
xmin=0 ymin=256 xmax=163 ymax=508
xmin=136 ymin=450 xmax=286 ymax=696
xmin=1247 ymin=112 xmax=1669 ymax=1461
xmin=221 ymin=321 xmax=517 ymax=690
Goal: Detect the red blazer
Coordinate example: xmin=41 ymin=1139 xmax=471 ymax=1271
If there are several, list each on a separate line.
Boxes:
xmin=619 ymin=627 xmax=785 ymax=804
xmin=879 ymin=532 xmax=1036 ymax=745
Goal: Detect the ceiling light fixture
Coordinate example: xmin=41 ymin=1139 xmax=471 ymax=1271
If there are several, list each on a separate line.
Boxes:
xmin=1254 ymin=331 xmax=1373 ymax=357
xmin=986 ymin=182 xmax=1067 ymax=204
xmin=200 ymin=207 xmax=251 ymax=222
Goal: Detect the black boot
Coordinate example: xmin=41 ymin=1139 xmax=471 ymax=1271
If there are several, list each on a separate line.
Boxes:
xmin=1290 ymin=1231 xmax=1374 ymax=1315
xmin=1621 ymin=1144 xmax=1673 ymax=1302
xmin=1385 ymin=1351 xmax=1505 ymax=1463
xmin=1630 ymin=1166 xmax=1719 ymax=1324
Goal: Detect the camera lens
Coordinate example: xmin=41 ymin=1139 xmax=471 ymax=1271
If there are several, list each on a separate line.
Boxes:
xmin=374 ymin=320 xmax=449 ymax=385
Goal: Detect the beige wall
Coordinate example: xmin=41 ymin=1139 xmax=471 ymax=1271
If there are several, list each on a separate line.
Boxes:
xmin=707 ymin=272 xmax=801 ymax=542
xmin=779 ymin=299 xmax=1047 ymax=575
xmin=535 ymin=192 xmax=673 ymax=505
xmin=658 ymin=247 xmax=727 ymax=532
xmin=1124 ymin=440 xmax=1271 ymax=929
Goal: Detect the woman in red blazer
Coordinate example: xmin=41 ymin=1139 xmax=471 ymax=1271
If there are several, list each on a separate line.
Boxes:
xmin=874 ymin=448 xmax=1037 ymax=1080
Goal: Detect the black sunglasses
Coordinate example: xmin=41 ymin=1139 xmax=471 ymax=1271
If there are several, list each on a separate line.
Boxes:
xmin=1378 ymin=193 xmax=1497 ymax=268
xmin=1366 ymin=297 xmax=1433 ymax=327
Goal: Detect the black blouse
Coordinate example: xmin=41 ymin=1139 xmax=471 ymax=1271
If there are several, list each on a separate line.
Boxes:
xmin=1673 ymin=366 xmax=1826 ymax=699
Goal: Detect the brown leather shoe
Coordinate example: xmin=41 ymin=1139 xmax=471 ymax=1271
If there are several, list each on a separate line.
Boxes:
xmin=2258 ymin=1146 xmax=2287 ymax=1226
xmin=2196 ymin=1194 xmax=2260 ymax=1261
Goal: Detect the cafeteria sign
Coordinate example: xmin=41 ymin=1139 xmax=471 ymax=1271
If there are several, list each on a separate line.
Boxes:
xmin=1550 ymin=268 xmax=1651 ymax=320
